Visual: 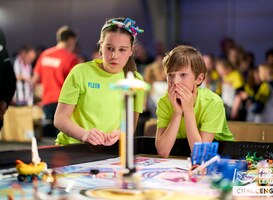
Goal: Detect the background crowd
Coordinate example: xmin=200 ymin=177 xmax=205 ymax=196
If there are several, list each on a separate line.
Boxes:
xmin=6 ymin=26 xmax=273 ymax=135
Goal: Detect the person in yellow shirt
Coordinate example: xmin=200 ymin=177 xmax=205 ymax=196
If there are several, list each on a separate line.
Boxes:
xmin=202 ymin=53 xmax=221 ymax=94
xmin=215 ymin=59 xmax=246 ymax=120
xmin=250 ymin=64 xmax=273 ymax=122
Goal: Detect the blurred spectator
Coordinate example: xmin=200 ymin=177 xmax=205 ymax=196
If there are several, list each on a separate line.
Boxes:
xmin=155 ymin=41 xmax=166 ymax=57
xmin=265 ymin=47 xmax=273 ymax=67
xmin=202 ymin=53 xmax=220 ymax=94
xmin=134 ymin=43 xmax=154 ymax=75
xmin=219 ymin=37 xmax=236 ymax=59
xmin=32 ymin=26 xmax=79 ymax=136
xmin=227 ymin=47 xmax=240 ymax=68
xmin=144 ymin=55 xmax=167 ymax=118
xmin=32 ymin=45 xmax=46 ymax=67
xmin=0 ymin=27 xmax=16 ymax=129
xmin=238 ymin=51 xmax=255 ymax=81
xmin=249 ymin=64 xmax=273 ymax=122
xmin=216 ymin=59 xmax=246 ymax=121
xmin=227 ymin=46 xmax=245 ymax=69
xmin=91 ymin=45 xmax=100 ymax=60
xmin=74 ymin=42 xmax=87 ymax=63
xmin=12 ymin=45 xmax=36 ymax=106
xmin=236 ymin=68 xmax=260 ymax=122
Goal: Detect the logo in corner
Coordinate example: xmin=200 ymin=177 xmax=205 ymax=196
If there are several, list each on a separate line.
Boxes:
xmin=233 ymin=168 xmax=257 ymax=184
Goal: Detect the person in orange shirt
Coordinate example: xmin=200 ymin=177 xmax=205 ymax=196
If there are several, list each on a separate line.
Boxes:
xmin=32 ymin=26 xmax=79 ymax=136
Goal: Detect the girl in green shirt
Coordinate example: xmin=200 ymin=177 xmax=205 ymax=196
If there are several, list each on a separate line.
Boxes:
xmin=54 ymin=18 xmax=144 ymax=146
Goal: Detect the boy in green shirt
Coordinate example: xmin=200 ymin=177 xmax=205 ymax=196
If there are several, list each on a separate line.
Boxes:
xmin=156 ymin=45 xmax=234 ymax=158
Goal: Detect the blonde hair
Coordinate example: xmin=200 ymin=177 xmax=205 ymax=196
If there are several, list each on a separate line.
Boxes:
xmin=258 ymin=64 xmax=273 ymax=81
xmin=163 ymin=45 xmax=207 ymax=82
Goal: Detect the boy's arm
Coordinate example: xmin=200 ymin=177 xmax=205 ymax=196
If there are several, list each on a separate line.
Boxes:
xmin=177 ymin=84 xmax=214 ymax=151
xmin=155 ymin=113 xmax=182 ymax=158
xmin=156 ymin=82 xmax=183 ymax=158
xmin=184 ymin=107 xmax=214 ymax=151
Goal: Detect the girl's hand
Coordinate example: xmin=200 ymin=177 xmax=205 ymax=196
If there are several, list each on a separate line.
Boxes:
xmin=168 ymin=83 xmax=183 ymax=115
xmin=104 ymin=130 xmax=121 ymax=146
xmin=86 ymin=128 xmax=105 ymax=145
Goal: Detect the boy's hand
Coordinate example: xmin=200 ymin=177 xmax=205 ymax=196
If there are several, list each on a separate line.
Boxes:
xmin=168 ymin=83 xmax=183 ymax=115
xmin=86 ymin=128 xmax=105 ymax=145
xmin=175 ymin=83 xmax=197 ymax=113
xmin=104 ymin=130 xmax=121 ymax=146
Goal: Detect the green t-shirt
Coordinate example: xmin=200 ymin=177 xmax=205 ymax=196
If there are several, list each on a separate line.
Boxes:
xmin=56 ymin=59 xmax=144 ymax=145
xmin=156 ymin=88 xmax=234 ymax=141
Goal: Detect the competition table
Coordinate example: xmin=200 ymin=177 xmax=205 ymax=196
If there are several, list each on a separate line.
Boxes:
xmin=0 ymin=137 xmax=272 ymax=199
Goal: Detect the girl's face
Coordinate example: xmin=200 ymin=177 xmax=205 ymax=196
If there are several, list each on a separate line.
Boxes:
xmin=100 ymin=32 xmax=133 ymax=74
xmin=167 ymin=66 xmax=203 ymax=92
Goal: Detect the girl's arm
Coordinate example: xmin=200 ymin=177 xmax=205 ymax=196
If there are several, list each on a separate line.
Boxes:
xmin=54 ymin=102 xmax=104 ymax=144
xmin=54 ymin=102 xmax=89 ymax=141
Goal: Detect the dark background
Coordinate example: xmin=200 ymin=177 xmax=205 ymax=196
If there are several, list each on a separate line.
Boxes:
xmin=1 ymin=0 xmax=273 ymax=65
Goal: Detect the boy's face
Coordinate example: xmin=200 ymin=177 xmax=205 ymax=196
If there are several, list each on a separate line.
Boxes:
xmin=167 ymin=66 xmax=203 ymax=92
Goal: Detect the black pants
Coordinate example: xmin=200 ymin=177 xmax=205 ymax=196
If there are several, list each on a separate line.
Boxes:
xmin=224 ymin=103 xmax=246 ymax=121
xmin=43 ymin=102 xmax=59 ymax=137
